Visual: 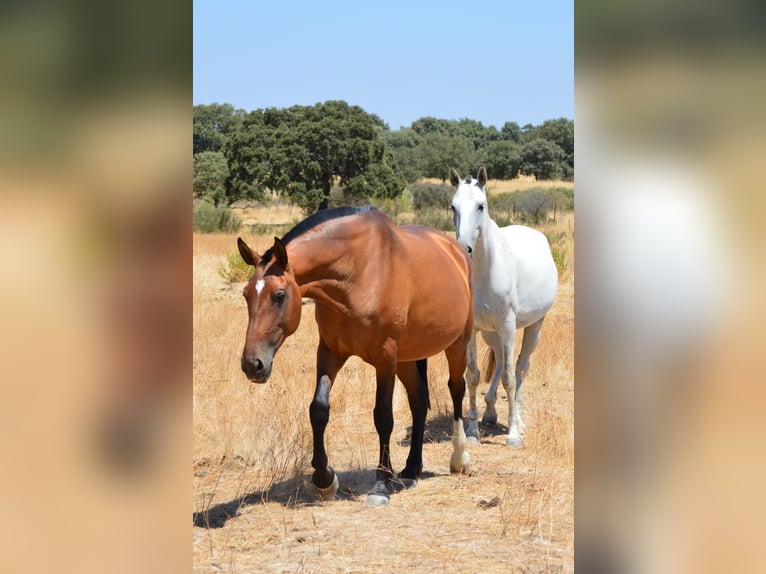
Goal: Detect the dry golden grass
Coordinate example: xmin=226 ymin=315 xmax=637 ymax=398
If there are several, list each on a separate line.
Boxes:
xmin=193 ymin=211 xmax=574 ymax=573
xmin=422 ymin=176 xmax=575 ymax=196
xmin=233 ymin=202 xmax=301 ymax=227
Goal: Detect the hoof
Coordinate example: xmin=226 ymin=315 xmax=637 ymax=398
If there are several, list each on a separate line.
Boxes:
xmin=450 ymin=460 xmax=471 ymax=475
xmin=505 ymin=434 xmax=524 ymax=447
xmin=395 ymin=477 xmax=418 ymax=491
xmin=466 ymin=435 xmax=481 ymax=445
xmin=482 ymin=413 xmax=497 ymax=426
xmin=365 ymin=493 xmax=390 ymax=507
xmin=310 ymin=471 xmax=339 ymax=500
xmin=365 ymin=480 xmax=390 ymax=507
xmin=450 ymin=451 xmax=471 ymax=474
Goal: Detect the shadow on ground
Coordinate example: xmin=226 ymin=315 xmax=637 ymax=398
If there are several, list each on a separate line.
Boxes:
xmin=398 ymin=412 xmax=511 ymax=446
xmin=193 ymin=467 xmax=438 ymax=529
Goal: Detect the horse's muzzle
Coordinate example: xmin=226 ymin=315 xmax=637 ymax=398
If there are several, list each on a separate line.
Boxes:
xmin=241 ymin=355 xmax=271 ymax=383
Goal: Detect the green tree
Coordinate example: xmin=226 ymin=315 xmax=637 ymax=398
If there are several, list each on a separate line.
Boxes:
xmin=225 ymin=101 xmax=403 ymax=213
xmin=481 ymin=140 xmax=521 ymax=180
xmin=381 ymin=127 xmax=422 ymax=183
xmin=193 ymin=103 xmax=244 ymax=154
xmin=519 ymin=138 xmax=566 ymax=180
xmin=416 ymin=133 xmax=477 ymax=181
xmin=452 ymin=118 xmax=496 ymax=151
xmin=410 ymin=116 xmax=453 ymax=136
xmin=193 ymin=151 xmax=230 ymax=205
xmin=500 ymin=121 xmax=522 ymax=142
xmin=518 ymin=118 xmax=573 ymax=180
xmin=535 ymin=118 xmax=573 ymax=158
xmin=222 ymin=110 xmax=272 ymax=203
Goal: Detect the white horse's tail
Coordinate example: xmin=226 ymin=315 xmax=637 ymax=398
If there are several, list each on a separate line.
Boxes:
xmin=482 ymin=348 xmax=495 ymax=383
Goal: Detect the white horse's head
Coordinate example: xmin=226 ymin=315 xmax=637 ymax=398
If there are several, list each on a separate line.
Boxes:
xmin=449 ymin=166 xmax=489 ymax=256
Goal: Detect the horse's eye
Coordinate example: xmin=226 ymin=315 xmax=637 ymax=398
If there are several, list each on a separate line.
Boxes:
xmin=478 ymin=204 xmax=485 ymax=212
xmin=273 ymin=290 xmax=286 ymax=304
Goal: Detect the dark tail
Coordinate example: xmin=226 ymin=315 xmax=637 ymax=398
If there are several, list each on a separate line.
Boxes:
xmin=416 ymin=358 xmax=431 ymax=410
xmin=483 ymin=349 xmax=496 ymax=383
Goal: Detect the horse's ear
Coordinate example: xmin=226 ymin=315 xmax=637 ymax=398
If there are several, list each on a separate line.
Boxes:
xmin=273 ymin=237 xmax=289 ymax=268
xmin=237 ymin=237 xmax=260 ymax=266
xmin=477 ymin=166 xmax=488 ymax=188
xmin=449 ymin=168 xmax=461 ymax=187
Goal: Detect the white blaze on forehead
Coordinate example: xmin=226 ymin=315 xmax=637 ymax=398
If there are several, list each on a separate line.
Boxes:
xmin=255 ymin=279 xmax=265 ymax=294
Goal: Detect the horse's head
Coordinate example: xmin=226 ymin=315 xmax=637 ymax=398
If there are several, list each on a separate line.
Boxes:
xmin=237 ymin=236 xmax=302 ymax=383
xmin=449 ymin=166 xmax=489 ymax=256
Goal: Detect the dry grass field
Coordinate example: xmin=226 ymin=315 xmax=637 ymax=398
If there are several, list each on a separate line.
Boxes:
xmin=193 ymin=198 xmax=574 ymax=573
xmin=421 ymin=176 xmax=574 ymax=196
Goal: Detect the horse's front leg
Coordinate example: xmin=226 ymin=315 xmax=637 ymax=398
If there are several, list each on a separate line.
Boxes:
xmin=465 ymin=330 xmax=481 ymax=443
xmin=367 ymin=346 xmax=397 ymax=507
xmin=481 ymin=330 xmax=504 ymax=427
xmin=445 ymin=340 xmax=470 ymax=475
xmin=309 ymin=340 xmax=347 ymax=500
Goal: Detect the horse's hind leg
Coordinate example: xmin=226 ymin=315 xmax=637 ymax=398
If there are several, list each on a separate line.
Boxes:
xmin=309 ymin=340 xmax=347 ymax=500
xmin=465 ymin=331 xmax=481 ymax=443
xmin=514 ymin=317 xmax=545 ymax=435
xmin=495 ymin=322 xmax=524 ymax=447
xmin=367 ymin=350 xmax=398 ymax=507
xmin=396 ymin=359 xmax=429 ymax=484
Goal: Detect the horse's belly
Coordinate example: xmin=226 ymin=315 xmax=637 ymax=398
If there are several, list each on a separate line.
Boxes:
xmin=394 ymin=323 xmax=465 ymax=362
xmin=474 ymin=303 xmax=502 ymax=331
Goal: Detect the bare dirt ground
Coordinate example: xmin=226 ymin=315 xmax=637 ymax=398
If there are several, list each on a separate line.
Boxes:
xmin=193 ymin=207 xmax=574 ymax=573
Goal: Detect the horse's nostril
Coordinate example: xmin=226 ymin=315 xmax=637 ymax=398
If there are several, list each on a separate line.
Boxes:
xmin=241 ymin=356 xmax=265 ymax=377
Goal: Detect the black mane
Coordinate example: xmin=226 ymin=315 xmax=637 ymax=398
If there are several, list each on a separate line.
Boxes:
xmin=261 ymin=206 xmax=377 ymax=265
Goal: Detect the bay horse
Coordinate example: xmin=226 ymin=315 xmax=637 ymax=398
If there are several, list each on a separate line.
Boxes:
xmin=237 ymin=206 xmax=473 ymax=506
xmin=449 ymin=168 xmax=558 ymax=446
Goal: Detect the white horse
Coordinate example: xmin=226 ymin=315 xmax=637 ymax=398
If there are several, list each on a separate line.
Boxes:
xmin=449 ymin=167 xmax=558 ymax=446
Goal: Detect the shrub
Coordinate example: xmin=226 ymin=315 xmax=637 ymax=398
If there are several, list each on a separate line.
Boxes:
xmin=218 ymin=251 xmax=254 ymax=283
xmin=244 ymin=222 xmax=295 ymax=237
xmin=409 ymin=182 xmax=453 ymax=211
xmin=490 ymin=192 xmax=516 ymax=224
xmin=370 ymin=189 xmax=414 ymax=220
xmin=193 ymin=200 xmax=241 ymax=233
xmin=413 ymin=208 xmax=454 ymax=231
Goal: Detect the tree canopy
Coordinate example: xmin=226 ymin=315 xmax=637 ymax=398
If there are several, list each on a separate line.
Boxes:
xmin=193 ymin=151 xmax=229 ymax=205
xmin=223 ymin=101 xmax=403 ymax=212
xmin=193 ymin=103 xmax=244 ymax=155
xmin=192 ymin=100 xmax=573 ymax=213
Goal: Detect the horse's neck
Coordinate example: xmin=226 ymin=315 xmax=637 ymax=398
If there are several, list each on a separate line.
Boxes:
xmin=474 ymin=217 xmax=504 ymax=270
xmin=288 ymin=236 xmax=355 ymax=311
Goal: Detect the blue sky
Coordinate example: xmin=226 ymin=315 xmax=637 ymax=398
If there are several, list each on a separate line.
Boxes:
xmin=194 ymin=0 xmax=573 ymax=130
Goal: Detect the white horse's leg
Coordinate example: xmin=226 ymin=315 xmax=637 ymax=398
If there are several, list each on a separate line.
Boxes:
xmin=497 ymin=321 xmax=522 ymax=447
xmin=514 ymin=317 xmax=545 ymax=435
xmin=481 ymin=331 xmax=504 ymax=427
xmin=465 ymin=330 xmax=481 ymax=443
